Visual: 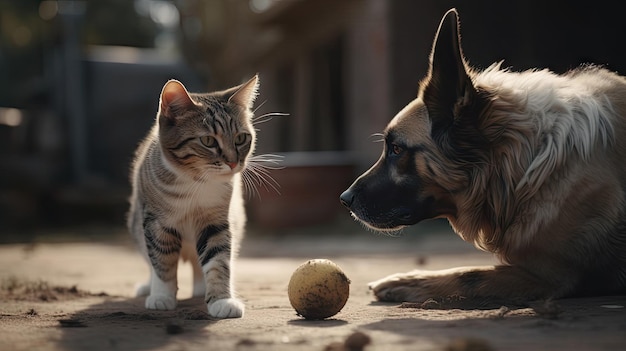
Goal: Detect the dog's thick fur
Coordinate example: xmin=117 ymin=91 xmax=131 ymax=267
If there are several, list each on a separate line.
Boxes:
xmin=340 ymin=9 xmax=626 ymax=306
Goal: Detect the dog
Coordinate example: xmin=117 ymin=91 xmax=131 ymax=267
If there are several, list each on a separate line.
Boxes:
xmin=340 ymin=8 xmax=626 ymax=306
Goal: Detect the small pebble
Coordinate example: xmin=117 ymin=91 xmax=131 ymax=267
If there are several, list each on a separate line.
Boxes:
xmin=59 ymin=319 xmax=87 ymax=328
xmin=344 ymin=331 xmax=371 ymax=351
xmin=445 ymin=337 xmax=494 ymax=351
xmin=165 ymin=320 xmax=184 ymax=334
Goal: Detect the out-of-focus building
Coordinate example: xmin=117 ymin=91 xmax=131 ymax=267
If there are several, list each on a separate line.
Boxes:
xmin=1 ymin=0 xmax=625 ymax=232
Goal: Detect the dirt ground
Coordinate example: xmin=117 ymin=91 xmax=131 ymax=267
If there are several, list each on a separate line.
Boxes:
xmin=0 ymin=220 xmax=625 ymax=351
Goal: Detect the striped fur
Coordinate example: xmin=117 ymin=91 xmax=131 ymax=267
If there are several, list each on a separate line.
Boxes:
xmin=341 ymin=9 xmax=626 ymax=307
xmin=128 ymin=76 xmax=259 ymax=318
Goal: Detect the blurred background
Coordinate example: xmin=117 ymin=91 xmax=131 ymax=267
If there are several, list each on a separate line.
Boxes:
xmin=1 ymin=0 xmax=625 ymax=239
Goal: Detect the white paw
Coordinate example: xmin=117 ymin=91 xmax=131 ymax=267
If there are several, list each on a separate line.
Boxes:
xmin=208 ymin=298 xmax=244 ymax=318
xmin=134 ymin=282 xmax=150 ymax=297
xmin=145 ymin=295 xmax=177 ymax=310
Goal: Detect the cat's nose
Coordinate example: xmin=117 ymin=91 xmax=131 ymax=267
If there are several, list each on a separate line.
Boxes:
xmin=227 ymin=162 xmax=238 ymax=170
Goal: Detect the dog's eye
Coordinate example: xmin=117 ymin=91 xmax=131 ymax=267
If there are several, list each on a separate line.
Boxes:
xmin=391 ymin=144 xmax=403 ymax=155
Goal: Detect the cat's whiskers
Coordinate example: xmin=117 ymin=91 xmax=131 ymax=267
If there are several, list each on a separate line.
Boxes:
xmin=241 ymin=171 xmax=260 ymax=200
xmin=249 ymin=154 xmax=283 ymax=166
xmin=241 ymin=154 xmax=283 ymax=199
xmin=247 ymin=165 xmax=273 ymax=191
xmin=252 ymin=99 xmax=267 ymax=114
xmin=252 ymin=112 xmax=289 ymax=127
xmin=242 ymin=164 xmax=264 ymax=200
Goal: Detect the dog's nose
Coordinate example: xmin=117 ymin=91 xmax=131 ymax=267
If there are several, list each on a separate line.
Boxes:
xmin=339 ymin=189 xmax=354 ymax=208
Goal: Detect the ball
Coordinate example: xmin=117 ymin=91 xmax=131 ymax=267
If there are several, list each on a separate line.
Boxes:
xmin=288 ymin=259 xmax=350 ymax=320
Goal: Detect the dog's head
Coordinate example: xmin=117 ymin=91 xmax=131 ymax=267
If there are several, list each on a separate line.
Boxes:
xmin=340 ymin=9 xmax=489 ymax=231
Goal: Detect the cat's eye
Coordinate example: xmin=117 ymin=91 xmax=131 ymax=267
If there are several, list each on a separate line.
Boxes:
xmin=234 ymin=133 xmax=249 ymax=146
xmin=199 ymin=135 xmax=218 ymax=148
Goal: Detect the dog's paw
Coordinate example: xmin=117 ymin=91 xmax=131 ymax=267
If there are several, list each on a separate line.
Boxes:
xmin=145 ymin=294 xmax=177 ymax=310
xmin=208 ymin=298 xmax=244 ymax=318
xmin=369 ymin=272 xmax=430 ymax=302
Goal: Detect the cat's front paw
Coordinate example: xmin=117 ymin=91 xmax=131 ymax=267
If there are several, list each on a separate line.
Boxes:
xmin=145 ymin=294 xmax=177 ymax=310
xmin=208 ymin=298 xmax=244 ymax=318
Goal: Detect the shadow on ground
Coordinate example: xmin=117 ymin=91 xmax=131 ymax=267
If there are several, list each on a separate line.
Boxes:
xmin=360 ymin=296 xmax=626 ymax=350
xmin=57 ymin=297 xmax=216 ymax=351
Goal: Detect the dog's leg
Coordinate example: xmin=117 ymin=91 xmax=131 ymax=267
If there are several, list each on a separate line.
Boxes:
xmin=369 ymin=265 xmax=569 ymax=306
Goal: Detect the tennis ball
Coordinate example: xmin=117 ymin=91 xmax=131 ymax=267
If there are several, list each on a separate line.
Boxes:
xmin=288 ymin=259 xmax=350 ymax=320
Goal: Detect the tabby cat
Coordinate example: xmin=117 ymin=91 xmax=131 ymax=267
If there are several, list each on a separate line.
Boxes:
xmin=127 ymin=76 xmax=260 ymax=318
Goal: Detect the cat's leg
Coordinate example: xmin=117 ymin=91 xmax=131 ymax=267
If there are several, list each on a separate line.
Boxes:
xmin=143 ymin=221 xmax=182 ymax=310
xmin=196 ymin=223 xmax=244 ymax=318
xmin=191 ymin=259 xmax=205 ymax=297
xmin=146 ymin=267 xmax=178 ymax=310
xmin=129 ymin=202 xmax=152 ymax=297
xmin=134 ymin=277 xmax=151 ymax=297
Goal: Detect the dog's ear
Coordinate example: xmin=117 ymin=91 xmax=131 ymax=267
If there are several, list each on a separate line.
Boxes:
xmin=421 ymin=9 xmax=474 ymax=132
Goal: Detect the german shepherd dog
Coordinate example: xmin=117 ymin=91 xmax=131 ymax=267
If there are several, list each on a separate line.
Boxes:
xmin=340 ymin=9 xmax=626 ymax=306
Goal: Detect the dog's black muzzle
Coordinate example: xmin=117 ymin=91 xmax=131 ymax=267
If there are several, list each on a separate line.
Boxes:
xmin=338 ymin=189 xmax=355 ymax=209
xmin=340 ymin=159 xmax=433 ymax=231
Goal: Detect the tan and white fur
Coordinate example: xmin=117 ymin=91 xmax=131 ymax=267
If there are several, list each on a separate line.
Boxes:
xmin=340 ymin=9 xmax=626 ymax=306
xmin=128 ymin=76 xmax=260 ymax=318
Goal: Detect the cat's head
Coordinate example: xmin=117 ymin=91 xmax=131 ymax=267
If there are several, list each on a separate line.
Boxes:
xmin=157 ymin=75 xmax=259 ymax=179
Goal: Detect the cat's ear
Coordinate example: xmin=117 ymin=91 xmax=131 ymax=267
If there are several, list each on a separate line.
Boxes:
xmin=227 ymin=74 xmax=259 ymax=109
xmin=159 ymin=80 xmax=199 ymax=118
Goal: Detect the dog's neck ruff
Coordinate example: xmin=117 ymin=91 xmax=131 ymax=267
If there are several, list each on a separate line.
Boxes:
xmin=456 ymin=64 xmax=618 ymax=256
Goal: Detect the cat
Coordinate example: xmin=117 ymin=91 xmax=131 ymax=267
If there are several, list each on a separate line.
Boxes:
xmin=127 ymin=75 xmax=263 ymax=318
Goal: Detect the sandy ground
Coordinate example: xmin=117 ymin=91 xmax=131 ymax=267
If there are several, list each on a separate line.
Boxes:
xmin=0 ymin=221 xmax=625 ymax=351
